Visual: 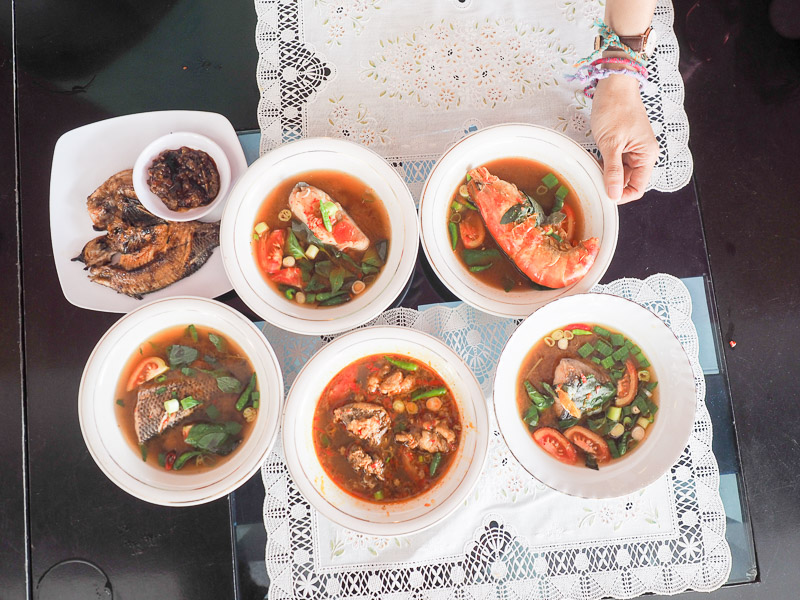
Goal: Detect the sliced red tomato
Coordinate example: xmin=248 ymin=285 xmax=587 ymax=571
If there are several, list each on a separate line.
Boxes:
xmin=564 ymin=426 xmax=611 ymax=463
xmin=126 ymin=356 xmax=169 ymax=391
xmin=561 ymin=203 xmax=576 ymax=242
xmin=257 ymin=229 xmax=286 ymax=274
xmin=270 ymin=267 xmax=304 ymax=288
xmin=459 ymin=210 xmax=486 ymax=249
xmin=615 ymin=359 xmax=638 ymax=407
xmin=532 ymin=427 xmax=577 ymax=465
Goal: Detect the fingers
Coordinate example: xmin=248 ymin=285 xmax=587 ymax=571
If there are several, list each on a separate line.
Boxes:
xmin=619 ymin=145 xmax=658 ymax=204
xmin=599 ymin=144 xmax=625 ymax=202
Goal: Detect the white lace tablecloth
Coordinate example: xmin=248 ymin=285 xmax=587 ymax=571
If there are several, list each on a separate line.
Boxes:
xmin=255 ymin=0 xmax=692 ymax=199
xmin=260 ymin=274 xmax=731 ymax=599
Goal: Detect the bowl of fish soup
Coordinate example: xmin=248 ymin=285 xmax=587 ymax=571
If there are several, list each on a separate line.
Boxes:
xmin=282 ymin=326 xmax=489 ymax=536
xmin=420 ymin=123 xmax=618 ymax=319
xmin=79 ymin=296 xmax=283 ymax=506
xmin=220 ymin=138 xmax=418 ymax=335
xmin=494 ymin=293 xmax=696 ymax=498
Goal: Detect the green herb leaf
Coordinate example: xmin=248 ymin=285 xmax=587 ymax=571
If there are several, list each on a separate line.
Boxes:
xmin=187 ymin=324 xmax=198 ymax=342
xmin=499 ymin=203 xmax=525 ymax=225
xmin=329 ymin=265 xmax=346 ymax=294
xmin=139 ymin=444 xmax=148 ymax=462
xmin=174 ymin=450 xmax=205 ymax=470
xmin=167 ymin=344 xmax=198 ymax=368
xmin=208 ymin=333 xmax=225 ymax=352
xmin=180 ymin=396 xmax=202 ymax=410
xmin=523 ymin=404 xmax=539 ymax=426
xmin=184 ymin=423 xmax=241 ymax=455
xmin=181 ymin=367 xmax=196 ymax=377
xmin=158 ymin=452 xmax=166 ymax=467
xmin=217 ymin=376 xmax=242 ymax=394
xmin=206 ymin=404 xmax=220 ymax=421
xmin=469 ymin=263 xmax=493 ymax=273
xmin=462 ymin=248 xmax=502 ymax=266
xmin=116 ymin=399 xmax=125 ymax=407
xmin=318 ymin=294 xmax=351 ymax=306
xmin=286 ymin=229 xmax=307 ymax=260
xmin=502 ymin=276 xmax=515 ymax=293
xmin=320 ymin=201 xmax=337 ymax=232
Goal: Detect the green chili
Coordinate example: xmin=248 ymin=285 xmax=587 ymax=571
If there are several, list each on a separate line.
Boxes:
xmin=411 ymin=386 xmax=447 ymax=401
xmin=235 ymin=373 xmax=257 ymax=411
xmin=384 ymin=356 xmax=418 ymax=371
xmin=429 ymin=452 xmax=442 ymax=477
xmin=449 ymin=222 xmax=458 ymax=251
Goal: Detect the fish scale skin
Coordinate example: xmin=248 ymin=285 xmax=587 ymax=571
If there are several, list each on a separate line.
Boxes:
xmin=134 ymin=371 xmax=220 ymax=444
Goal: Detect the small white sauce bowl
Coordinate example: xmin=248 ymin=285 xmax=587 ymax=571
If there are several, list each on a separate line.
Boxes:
xmin=282 ymin=326 xmax=489 ymax=536
xmin=420 ymin=123 xmax=619 ymax=319
xmin=493 ymin=293 xmax=697 ymax=498
xmin=132 ymin=131 xmax=232 ymax=222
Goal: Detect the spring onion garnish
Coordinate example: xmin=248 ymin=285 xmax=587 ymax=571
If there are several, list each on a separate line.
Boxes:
xmin=542 ymin=173 xmax=559 ymax=189
xmin=163 ymin=399 xmax=180 ymax=414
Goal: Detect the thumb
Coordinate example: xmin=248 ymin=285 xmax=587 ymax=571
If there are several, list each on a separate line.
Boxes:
xmin=600 ymin=145 xmax=624 ymax=202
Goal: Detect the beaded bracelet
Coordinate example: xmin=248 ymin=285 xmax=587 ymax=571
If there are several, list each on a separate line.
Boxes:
xmin=567 ymin=62 xmax=648 ymax=99
xmin=575 ymin=19 xmax=648 ymax=68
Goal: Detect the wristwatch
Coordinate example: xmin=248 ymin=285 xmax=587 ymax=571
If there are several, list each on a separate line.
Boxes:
xmin=594 ymin=26 xmax=655 ymax=58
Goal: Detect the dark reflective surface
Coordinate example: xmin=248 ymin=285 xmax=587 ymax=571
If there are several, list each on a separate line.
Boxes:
xmin=7 ymin=0 xmax=800 ymax=597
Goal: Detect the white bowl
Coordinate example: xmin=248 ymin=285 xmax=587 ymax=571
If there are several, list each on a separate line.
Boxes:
xmin=494 ymin=293 xmax=696 ymax=498
xmin=282 ymin=326 xmax=489 ymax=536
xmin=220 ymin=137 xmax=419 ymax=335
xmin=78 ymin=296 xmax=283 ymax=506
xmin=420 ymin=123 xmax=619 ymax=319
xmin=132 ymin=131 xmax=232 ymax=222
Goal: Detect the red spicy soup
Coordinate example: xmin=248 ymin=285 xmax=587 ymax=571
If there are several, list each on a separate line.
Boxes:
xmin=312 ymin=354 xmax=461 ymax=503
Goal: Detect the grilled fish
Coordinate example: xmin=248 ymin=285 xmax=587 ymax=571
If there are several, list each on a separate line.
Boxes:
xmin=134 ymin=371 xmax=219 ymax=444
xmin=86 ymin=221 xmax=219 ymax=299
xmin=289 ymin=182 xmax=370 ymax=252
xmin=466 ymin=167 xmax=600 ymax=289
xmin=86 ymin=170 xmax=164 ymax=232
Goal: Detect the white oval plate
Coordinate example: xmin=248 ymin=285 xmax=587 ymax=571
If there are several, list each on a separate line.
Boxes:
xmin=494 ymin=293 xmax=696 ymax=498
xmin=50 ymin=110 xmax=247 ymax=313
xmin=282 ymin=326 xmax=489 ymax=536
xmin=220 ymin=138 xmax=419 ymax=335
xmin=420 ymin=123 xmax=619 ymax=318
xmin=78 ymin=296 xmax=283 ymax=506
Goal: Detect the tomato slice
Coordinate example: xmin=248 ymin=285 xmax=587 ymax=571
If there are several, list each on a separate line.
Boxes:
xmin=564 ymin=426 xmax=611 ymax=463
xmin=615 ymin=359 xmax=638 ymax=407
xmin=561 ymin=203 xmax=576 ymax=242
xmin=270 ymin=267 xmax=305 ymax=288
xmin=258 ymin=229 xmax=286 ymax=274
xmin=126 ymin=356 xmax=169 ymax=391
xmin=459 ymin=210 xmax=486 ymax=249
xmin=532 ymin=427 xmax=578 ymax=465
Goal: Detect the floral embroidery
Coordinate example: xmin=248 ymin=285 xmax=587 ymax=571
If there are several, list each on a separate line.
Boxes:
xmin=558 ymin=0 xmax=605 ymax=27
xmin=362 ymin=19 xmax=575 ymax=109
xmin=315 ymin=0 xmax=382 ymax=45
xmin=555 ymin=90 xmax=592 ymax=137
xmin=579 ymin=489 xmax=660 ymax=530
xmin=330 ymin=530 xmax=409 ymax=559
xmin=327 ymin=96 xmax=391 ymax=147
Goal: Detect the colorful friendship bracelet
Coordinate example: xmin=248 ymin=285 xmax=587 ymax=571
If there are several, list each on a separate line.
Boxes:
xmin=567 ymin=63 xmax=648 ymax=99
xmin=574 ymin=19 xmax=649 ymax=68
xmin=589 ymin=57 xmax=648 ymax=77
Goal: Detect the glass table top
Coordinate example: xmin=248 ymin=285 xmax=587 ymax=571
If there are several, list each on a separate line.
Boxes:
xmin=227 ymin=131 xmax=756 ymax=597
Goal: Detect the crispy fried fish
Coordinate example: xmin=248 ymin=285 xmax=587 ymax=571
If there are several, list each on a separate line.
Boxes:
xmin=86 ymin=169 xmax=164 ymax=232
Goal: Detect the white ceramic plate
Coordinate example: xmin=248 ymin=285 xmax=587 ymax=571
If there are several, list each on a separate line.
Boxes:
xmin=494 ymin=293 xmax=696 ymax=498
xmin=282 ymin=326 xmax=489 ymax=536
xmin=78 ymin=296 xmax=283 ymax=506
xmin=50 ymin=110 xmax=247 ymax=313
xmin=420 ymin=123 xmax=619 ymax=318
xmin=220 ymin=137 xmax=418 ymax=335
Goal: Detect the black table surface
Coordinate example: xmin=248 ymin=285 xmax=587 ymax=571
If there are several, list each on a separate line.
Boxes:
xmin=3 ymin=1 xmax=800 ymax=598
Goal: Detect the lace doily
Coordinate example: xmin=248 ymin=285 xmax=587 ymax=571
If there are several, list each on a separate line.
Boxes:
xmin=260 ymin=274 xmax=731 ymax=599
xmin=254 ymin=0 xmax=692 ymax=200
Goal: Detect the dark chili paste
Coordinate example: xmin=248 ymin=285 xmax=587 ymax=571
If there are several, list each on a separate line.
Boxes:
xmin=147 ymin=146 xmax=221 ymax=211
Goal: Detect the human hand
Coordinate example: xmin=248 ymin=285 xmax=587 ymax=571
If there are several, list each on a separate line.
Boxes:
xmin=591 ymin=72 xmax=659 ymax=204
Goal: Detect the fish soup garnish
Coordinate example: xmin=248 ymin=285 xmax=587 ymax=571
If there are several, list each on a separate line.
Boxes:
xmin=448 ymin=158 xmax=598 ymax=291
xmin=251 ymin=170 xmax=390 ymax=308
xmin=313 ymin=354 xmax=461 ymax=503
xmin=115 ymin=324 xmax=259 ymax=473
xmin=516 ymin=324 xmax=658 ymax=469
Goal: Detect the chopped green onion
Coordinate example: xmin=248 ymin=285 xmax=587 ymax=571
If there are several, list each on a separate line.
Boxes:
xmin=593 ymin=325 xmax=610 ymax=337
xmin=601 ymin=356 xmax=615 ymax=369
xmin=411 ymin=386 xmax=447 ymax=401
xmin=542 ymin=173 xmax=559 ymax=189
xmin=645 ymin=381 xmax=659 ymax=391
xmin=465 ymin=173 xmax=472 ymax=182
xmin=607 ymin=438 xmax=620 ymax=459
xmin=285 ymin=288 xmax=296 ymax=300
xmin=469 ymin=263 xmax=493 ymax=272
xmin=577 ymin=342 xmax=594 ymax=358
xmin=606 ymin=406 xmax=622 ymax=421
xmin=555 ymin=185 xmax=569 ymax=200
xmin=373 ymin=490 xmax=384 ymax=500
xmin=320 ymin=433 xmax=330 ymax=448
xmin=449 ymin=222 xmax=458 ymax=251
xmin=591 ymin=357 xmax=602 ymax=365
xmin=384 ymin=356 xmax=418 ymax=371
xmin=595 ymin=340 xmax=614 ymax=357
xmin=611 ymin=346 xmax=630 ymax=362
xmin=451 ymin=201 xmax=464 ymax=212
xmin=634 ymin=353 xmax=650 ymax=368
xmin=252 ymin=400 xmax=259 ymax=409
xmin=163 ymin=399 xmax=180 ymax=414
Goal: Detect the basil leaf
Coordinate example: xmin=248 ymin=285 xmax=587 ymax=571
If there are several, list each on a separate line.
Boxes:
xmin=224 ymin=421 xmax=243 ymax=435
xmin=217 ymin=376 xmax=242 ymax=394
xmin=544 ymin=211 xmax=566 ymax=226
xmin=206 ymin=404 xmax=220 ymax=421
xmin=181 ymin=367 xmax=195 ymax=376
xmin=286 ymin=229 xmax=307 ymax=260
xmin=362 ymin=247 xmax=383 ymax=268
xmin=314 ymin=260 xmax=333 ymax=276
xmin=524 ymin=194 xmax=545 ymax=226
xmin=208 ymin=333 xmax=225 ymax=352
xmin=180 ymin=396 xmax=202 ymax=410
xmin=305 ymin=273 xmax=329 ymax=293
xmin=376 ymin=240 xmax=388 ymax=263
xmin=167 ymin=345 xmax=198 ymax=367
xmin=500 ymin=204 xmax=524 ymax=225
xmin=523 ymin=405 xmax=539 ymax=426
xmin=329 ymin=266 xmax=346 ymax=294
xmin=174 ymin=450 xmax=205 ymax=470
xmin=187 ymin=324 xmax=198 ymax=342
xmin=563 ymin=375 xmax=617 ymax=415
xmin=184 ymin=423 xmax=240 ymax=455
